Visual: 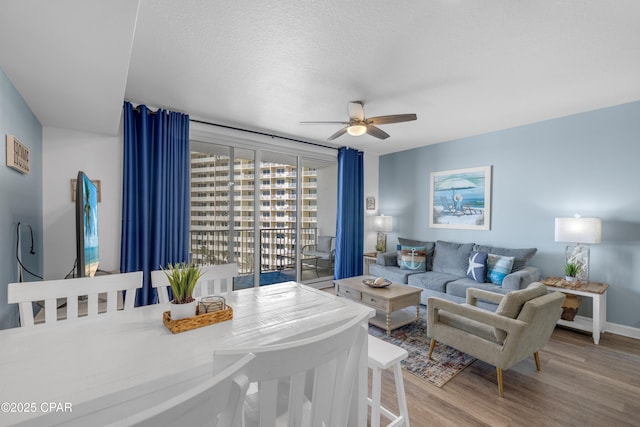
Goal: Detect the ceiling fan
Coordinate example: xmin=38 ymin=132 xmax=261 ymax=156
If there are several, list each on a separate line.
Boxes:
xmin=301 ymin=101 xmax=417 ymax=140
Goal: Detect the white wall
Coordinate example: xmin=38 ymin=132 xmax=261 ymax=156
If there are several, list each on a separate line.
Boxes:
xmin=43 ymin=126 xmax=123 ymax=279
xmin=316 ymin=163 xmax=337 ymax=236
xmin=363 ymin=151 xmax=380 ymax=254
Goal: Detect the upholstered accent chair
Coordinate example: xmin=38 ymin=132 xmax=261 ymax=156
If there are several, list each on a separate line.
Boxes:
xmin=427 ymin=282 xmax=564 ymax=397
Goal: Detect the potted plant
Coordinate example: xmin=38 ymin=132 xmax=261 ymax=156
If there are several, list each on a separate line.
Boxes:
xmin=163 ymin=262 xmax=202 ymax=320
xmin=565 ymin=263 xmax=578 ymax=282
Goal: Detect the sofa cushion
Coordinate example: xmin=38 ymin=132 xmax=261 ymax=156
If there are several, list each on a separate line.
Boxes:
xmin=467 ymin=251 xmax=488 ymax=283
xmin=473 ymin=245 xmax=536 ymax=272
xmin=399 ymin=246 xmax=427 ymax=271
xmin=487 ymin=254 xmax=515 ymax=286
xmin=397 ymin=239 xmax=435 ymax=270
xmin=407 ymin=271 xmax=462 ymax=293
xmin=432 ymin=241 xmax=474 ymax=276
xmin=494 ymin=282 xmax=548 ymax=341
xmin=445 ymin=277 xmax=510 ymax=300
xmin=369 ymin=263 xmax=422 ymax=284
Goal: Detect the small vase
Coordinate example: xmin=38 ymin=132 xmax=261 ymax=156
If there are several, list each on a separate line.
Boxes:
xmin=565 ymin=276 xmax=575 ymax=282
xmin=170 ymin=299 xmax=197 ymax=320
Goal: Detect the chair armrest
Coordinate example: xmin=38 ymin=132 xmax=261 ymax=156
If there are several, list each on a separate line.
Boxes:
xmin=376 ymin=252 xmax=397 ymax=266
xmin=466 ymin=288 xmax=505 ymax=306
xmin=428 ymin=297 xmax=526 ymax=336
xmin=502 ymin=266 xmax=541 ymax=291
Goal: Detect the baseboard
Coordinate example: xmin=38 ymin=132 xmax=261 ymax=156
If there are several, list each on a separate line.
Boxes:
xmin=606 ymin=321 xmax=640 ymax=340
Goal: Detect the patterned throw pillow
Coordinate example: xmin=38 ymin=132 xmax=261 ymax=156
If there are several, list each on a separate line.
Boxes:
xmin=399 ymin=246 xmax=427 ymax=271
xmin=467 ymin=251 xmax=488 ymax=283
xmin=487 ymin=254 xmax=515 ymax=286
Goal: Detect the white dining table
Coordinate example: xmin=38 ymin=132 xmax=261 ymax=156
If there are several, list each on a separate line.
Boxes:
xmin=0 ymin=282 xmax=374 ymax=426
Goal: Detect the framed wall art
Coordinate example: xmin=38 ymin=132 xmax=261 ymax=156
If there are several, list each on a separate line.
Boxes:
xmin=429 ymin=165 xmax=491 ymax=230
xmin=366 ymin=196 xmax=375 ymax=211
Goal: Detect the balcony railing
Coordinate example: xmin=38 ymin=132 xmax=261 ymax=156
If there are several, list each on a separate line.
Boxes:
xmin=190 ymin=227 xmax=318 ymax=276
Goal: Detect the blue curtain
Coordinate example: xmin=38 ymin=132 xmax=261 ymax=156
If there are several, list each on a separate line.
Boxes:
xmin=121 ymin=102 xmax=190 ymax=306
xmin=334 ymin=147 xmax=364 ymax=279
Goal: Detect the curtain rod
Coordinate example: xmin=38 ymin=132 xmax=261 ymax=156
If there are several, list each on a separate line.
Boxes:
xmin=189 ymin=118 xmax=339 ymax=151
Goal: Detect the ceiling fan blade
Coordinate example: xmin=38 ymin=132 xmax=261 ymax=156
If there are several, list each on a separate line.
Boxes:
xmin=328 ymin=126 xmax=349 ymax=140
xmin=348 ymin=101 xmax=364 ymax=121
xmin=367 ymin=113 xmax=417 ymax=125
xmin=366 ymin=124 xmax=390 ymax=140
xmin=300 ymin=121 xmax=349 ymax=125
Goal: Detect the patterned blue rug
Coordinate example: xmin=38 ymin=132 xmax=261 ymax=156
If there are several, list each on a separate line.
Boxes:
xmin=368 ymin=307 xmax=476 ymax=387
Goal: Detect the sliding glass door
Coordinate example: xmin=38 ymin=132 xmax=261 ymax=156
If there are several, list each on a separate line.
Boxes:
xmin=189 ymin=139 xmax=336 ymax=288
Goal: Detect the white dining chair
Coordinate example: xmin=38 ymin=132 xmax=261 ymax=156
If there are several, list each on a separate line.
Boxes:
xmin=151 ymin=263 xmax=238 ymax=303
xmin=7 ymin=271 xmax=143 ymax=327
xmin=18 ymin=353 xmax=255 ymax=427
xmin=105 ymin=352 xmax=254 ymax=427
xmin=212 ymin=311 xmax=370 ymax=427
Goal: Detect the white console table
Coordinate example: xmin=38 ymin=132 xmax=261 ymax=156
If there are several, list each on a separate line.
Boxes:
xmin=542 ymin=276 xmax=608 ymax=345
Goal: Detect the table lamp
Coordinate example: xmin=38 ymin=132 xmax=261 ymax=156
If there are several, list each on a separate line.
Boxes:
xmin=554 ymin=215 xmax=601 ymax=283
xmin=373 ymin=215 xmax=393 ymax=253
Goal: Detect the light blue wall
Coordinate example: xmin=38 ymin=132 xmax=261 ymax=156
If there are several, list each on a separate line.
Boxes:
xmin=380 ymin=101 xmax=640 ymax=328
xmin=0 ymin=68 xmax=43 ymax=329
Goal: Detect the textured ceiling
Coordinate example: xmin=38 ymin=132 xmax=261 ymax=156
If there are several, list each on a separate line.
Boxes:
xmin=1 ymin=0 xmax=639 ymax=154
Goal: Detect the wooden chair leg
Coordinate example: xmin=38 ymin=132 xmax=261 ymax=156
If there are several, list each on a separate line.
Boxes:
xmin=534 ymin=351 xmax=541 ymax=371
xmin=496 ymin=367 xmax=504 ymax=398
xmin=428 ymin=338 xmax=436 ymax=359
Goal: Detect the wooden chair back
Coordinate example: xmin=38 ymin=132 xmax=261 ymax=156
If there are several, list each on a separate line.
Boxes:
xmin=151 ymin=263 xmax=238 ymax=303
xmin=213 ymin=311 xmax=369 ymax=427
xmin=107 ymin=353 xmax=254 ymax=427
xmin=25 ymin=353 xmax=255 ymax=427
xmin=195 ymin=263 xmax=238 ymax=298
xmin=7 ymin=272 xmax=143 ymax=327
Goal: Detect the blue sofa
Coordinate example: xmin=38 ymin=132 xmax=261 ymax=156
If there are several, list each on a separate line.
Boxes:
xmin=369 ymin=239 xmax=541 ymax=311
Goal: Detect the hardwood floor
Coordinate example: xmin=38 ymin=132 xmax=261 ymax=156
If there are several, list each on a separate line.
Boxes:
xmin=373 ymin=326 xmax=640 ymax=427
xmin=321 ymin=283 xmax=640 ymax=426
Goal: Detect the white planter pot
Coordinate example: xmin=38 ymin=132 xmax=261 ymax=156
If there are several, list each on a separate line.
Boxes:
xmin=565 ymin=276 xmax=575 ymax=282
xmin=170 ymin=300 xmax=197 ymax=320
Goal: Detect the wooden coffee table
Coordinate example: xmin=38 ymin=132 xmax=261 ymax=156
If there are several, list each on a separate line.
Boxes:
xmin=334 ymin=275 xmax=422 ymax=336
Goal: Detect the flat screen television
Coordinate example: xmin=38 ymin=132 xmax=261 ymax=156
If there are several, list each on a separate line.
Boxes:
xmin=75 ymin=171 xmax=99 ymax=277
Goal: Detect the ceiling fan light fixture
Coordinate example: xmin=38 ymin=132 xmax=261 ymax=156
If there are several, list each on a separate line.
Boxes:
xmin=347 ymin=123 xmax=367 ymax=136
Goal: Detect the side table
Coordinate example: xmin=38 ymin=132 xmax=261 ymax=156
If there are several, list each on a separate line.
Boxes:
xmin=541 ymin=276 xmax=608 ymax=345
xmin=363 ymin=252 xmax=378 ymax=275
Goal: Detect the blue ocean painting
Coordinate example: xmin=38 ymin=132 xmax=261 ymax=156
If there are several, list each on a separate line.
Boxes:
xmin=431 ymin=166 xmax=491 ymax=230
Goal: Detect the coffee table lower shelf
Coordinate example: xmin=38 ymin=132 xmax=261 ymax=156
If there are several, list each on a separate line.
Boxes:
xmin=369 ymin=307 xmax=419 ymax=333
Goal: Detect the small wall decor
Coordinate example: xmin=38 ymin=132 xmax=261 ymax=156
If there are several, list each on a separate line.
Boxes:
xmin=6 ymin=134 xmax=30 ymax=174
xmin=71 ymin=178 xmax=102 ymax=202
xmin=366 ymin=196 xmax=376 ymax=211
xmin=429 ymin=165 xmax=492 ymax=230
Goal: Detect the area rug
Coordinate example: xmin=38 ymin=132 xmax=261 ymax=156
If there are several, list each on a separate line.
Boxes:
xmin=368 ymin=308 xmax=476 ymax=388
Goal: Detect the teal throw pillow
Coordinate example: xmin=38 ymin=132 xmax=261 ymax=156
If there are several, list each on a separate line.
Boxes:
xmin=487 ymin=253 xmax=515 ymax=286
xmin=399 ymin=246 xmax=427 ymax=271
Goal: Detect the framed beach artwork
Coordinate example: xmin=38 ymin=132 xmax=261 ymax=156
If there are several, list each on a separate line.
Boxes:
xmin=429 ymin=165 xmax=492 ymax=230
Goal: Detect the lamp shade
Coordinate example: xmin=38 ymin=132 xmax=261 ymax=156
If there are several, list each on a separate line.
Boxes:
xmin=554 ymin=217 xmax=601 ymax=244
xmin=373 ymin=215 xmax=393 ymax=232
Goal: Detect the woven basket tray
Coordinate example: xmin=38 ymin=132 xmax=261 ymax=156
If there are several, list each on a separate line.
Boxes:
xmin=162 ymin=305 xmax=233 ymax=334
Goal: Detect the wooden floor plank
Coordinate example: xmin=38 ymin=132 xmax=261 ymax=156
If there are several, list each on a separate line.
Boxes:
xmin=323 ymin=286 xmax=640 ymax=426
xmin=378 ymin=328 xmax=640 ymax=427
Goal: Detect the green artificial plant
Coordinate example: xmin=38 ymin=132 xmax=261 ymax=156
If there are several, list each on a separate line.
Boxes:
xmin=565 ymin=262 xmax=579 ymax=278
xmin=163 ymin=262 xmax=202 ymax=304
